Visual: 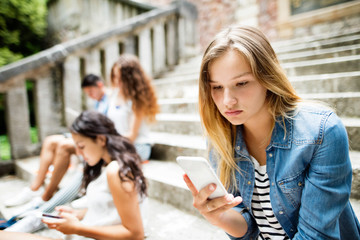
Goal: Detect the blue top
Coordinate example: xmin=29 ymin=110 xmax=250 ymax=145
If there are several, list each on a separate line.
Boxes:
xmin=210 ymin=104 xmax=360 ymax=239
xmin=95 ymin=93 xmax=109 ymax=116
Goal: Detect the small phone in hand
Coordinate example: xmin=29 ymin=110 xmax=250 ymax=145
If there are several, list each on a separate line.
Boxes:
xmin=176 ymin=156 xmax=228 ymax=199
xmin=41 ymin=213 xmax=63 ymax=222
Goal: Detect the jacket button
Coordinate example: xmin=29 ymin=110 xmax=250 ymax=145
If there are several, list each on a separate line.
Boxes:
xmin=279 ymin=211 xmax=284 ymax=214
xmin=268 ymin=153 xmax=273 ymax=157
xmin=236 ymin=146 xmax=240 ymax=150
xmin=298 ymin=182 xmax=302 ymax=186
xmin=247 ymin=181 xmax=251 ymax=185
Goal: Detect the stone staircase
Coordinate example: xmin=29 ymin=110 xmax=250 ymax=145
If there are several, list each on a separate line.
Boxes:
xmin=1 ymin=27 xmax=360 ymax=237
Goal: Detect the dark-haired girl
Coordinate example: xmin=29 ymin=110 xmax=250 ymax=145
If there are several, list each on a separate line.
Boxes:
xmin=0 ymin=110 xmax=147 ymax=240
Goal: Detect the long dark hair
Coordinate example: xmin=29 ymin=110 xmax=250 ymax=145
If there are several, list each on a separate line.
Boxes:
xmin=70 ymin=110 xmax=147 ymax=198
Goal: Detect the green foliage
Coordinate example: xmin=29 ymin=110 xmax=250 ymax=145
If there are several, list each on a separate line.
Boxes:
xmin=0 ymin=0 xmax=48 ymax=67
xmin=30 ymin=127 xmax=39 ymax=144
xmin=0 ymin=127 xmax=38 ymax=161
xmin=0 ymin=134 xmax=10 ymax=160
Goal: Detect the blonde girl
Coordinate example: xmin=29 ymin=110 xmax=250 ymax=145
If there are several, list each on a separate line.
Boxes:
xmin=184 ymin=25 xmax=360 ymax=239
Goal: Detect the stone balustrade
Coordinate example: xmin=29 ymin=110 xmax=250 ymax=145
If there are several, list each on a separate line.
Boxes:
xmin=0 ymin=0 xmax=198 ymax=163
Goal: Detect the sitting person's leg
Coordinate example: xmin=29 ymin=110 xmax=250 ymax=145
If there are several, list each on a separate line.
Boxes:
xmin=4 ymin=135 xmax=69 ymax=207
xmin=41 ymin=138 xmax=76 ymax=201
xmin=4 ymin=171 xmax=83 ymax=233
xmin=30 ymin=135 xmax=67 ymax=192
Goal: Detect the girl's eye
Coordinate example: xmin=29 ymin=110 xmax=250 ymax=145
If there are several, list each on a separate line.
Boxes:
xmin=78 ymin=145 xmax=85 ymax=150
xmin=236 ymin=81 xmax=248 ymax=87
xmin=212 ymin=85 xmax=222 ymax=90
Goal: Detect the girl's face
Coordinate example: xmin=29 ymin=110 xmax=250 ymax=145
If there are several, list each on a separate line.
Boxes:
xmin=208 ymin=50 xmax=268 ymax=126
xmin=111 ymin=66 xmax=122 ymax=88
xmin=71 ymin=133 xmax=107 ymax=166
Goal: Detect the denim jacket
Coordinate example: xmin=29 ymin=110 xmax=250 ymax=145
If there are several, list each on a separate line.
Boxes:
xmin=211 ymin=105 xmax=360 ymax=239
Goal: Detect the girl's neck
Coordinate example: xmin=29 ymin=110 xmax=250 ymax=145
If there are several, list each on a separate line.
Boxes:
xmin=243 ymin=110 xmax=273 ymax=148
xmin=102 ymin=150 xmax=112 ymax=165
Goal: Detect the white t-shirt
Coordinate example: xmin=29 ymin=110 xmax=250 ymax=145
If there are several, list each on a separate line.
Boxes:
xmin=65 ymin=161 xmax=148 ymax=240
xmin=106 ymin=92 xmax=151 ymax=144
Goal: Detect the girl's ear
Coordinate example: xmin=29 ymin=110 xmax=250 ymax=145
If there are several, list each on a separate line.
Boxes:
xmin=96 ymin=135 xmax=106 ymax=146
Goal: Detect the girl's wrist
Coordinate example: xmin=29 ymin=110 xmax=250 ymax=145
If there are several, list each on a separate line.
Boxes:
xmin=72 ymin=222 xmax=84 ymax=235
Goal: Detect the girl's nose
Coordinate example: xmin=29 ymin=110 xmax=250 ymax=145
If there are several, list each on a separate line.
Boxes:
xmin=223 ymin=89 xmax=237 ymax=107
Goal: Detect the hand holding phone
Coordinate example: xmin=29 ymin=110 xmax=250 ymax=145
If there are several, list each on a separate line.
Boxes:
xmin=176 ymin=156 xmax=228 ymax=199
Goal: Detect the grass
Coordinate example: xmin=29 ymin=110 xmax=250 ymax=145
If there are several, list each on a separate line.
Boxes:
xmin=0 ymin=127 xmax=38 ymax=161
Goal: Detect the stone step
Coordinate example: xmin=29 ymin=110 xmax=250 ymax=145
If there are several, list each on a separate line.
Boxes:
xmin=154 ymin=73 xmax=199 ymax=99
xmin=160 ymin=66 xmax=200 ymax=79
xmin=300 ymin=92 xmax=360 ymax=118
xmin=278 ymin=43 xmax=360 ymax=62
xmin=152 ymin=113 xmax=202 ymax=136
xmin=342 ymin=118 xmax=360 ymax=152
xmin=290 ymin=71 xmax=360 ymax=94
xmin=274 ymin=34 xmax=360 ymax=55
xmin=158 ymin=98 xmax=198 ymax=114
xmin=150 ymin=131 xmax=207 ymax=161
xmin=0 ymin=173 xmax=228 ymax=240
xmin=272 ymin=26 xmax=360 ymax=49
xmin=283 ymin=55 xmax=360 ymax=76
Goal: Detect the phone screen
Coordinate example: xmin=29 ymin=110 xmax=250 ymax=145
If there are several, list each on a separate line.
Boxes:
xmin=42 ymin=213 xmax=62 ymax=219
xmin=177 ymin=156 xmax=228 ymax=199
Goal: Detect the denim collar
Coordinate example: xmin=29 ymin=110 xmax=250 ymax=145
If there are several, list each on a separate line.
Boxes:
xmin=234 ymin=117 xmax=293 ymax=158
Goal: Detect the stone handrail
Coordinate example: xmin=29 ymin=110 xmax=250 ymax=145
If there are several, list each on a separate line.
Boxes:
xmin=0 ymin=0 xmax=198 ymax=162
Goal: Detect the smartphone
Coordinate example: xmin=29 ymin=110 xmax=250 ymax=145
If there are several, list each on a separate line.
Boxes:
xmin=41 ymin=213 xmax=63 ymax=222
xmin=176 ymin=156 xmax=228 ymax=199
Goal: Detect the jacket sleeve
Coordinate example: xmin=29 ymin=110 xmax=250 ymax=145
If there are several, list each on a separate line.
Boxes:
xmin=293 ymin=112 xmax=353 ymax=239
xmin=226 ymin=204 xmax=259 ymax=240
xmin=209 ymin=143 xmax=259 ymax=240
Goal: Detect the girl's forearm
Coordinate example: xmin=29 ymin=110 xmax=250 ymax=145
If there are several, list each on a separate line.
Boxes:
xmin=215 ymin=209 xmax=248 ymax=238
xmin=74 ymin=224 xmax=144 ymax=240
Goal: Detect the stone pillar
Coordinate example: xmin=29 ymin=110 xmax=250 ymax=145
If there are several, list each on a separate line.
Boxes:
xmin=5 ymin=80 xmax=32 ymax=159
xmin=153 ymin=23 xmax=166 ymax=75
xmin=177 ymin=18 xmax=186 ymax=61
xmin=123 ymin=5 xmax=130 ymax=19
xmin=139 ymin=28 xmax=153 ymax=76
xmin=104 ymin=42 xmax=119 ymax=85
xmin=186 ymin=18 xmax=197 ymax=47
xmin=123 ymin=36 xmax=137 ymax=55
xmin=115 ymin=3 xmax=124 ymax=24
xmin=63 ymin=56 xmax=82 ymax=127
xmin=34 ymin=70 xmax=61 ymax=141
xmin=166 ymin=17 xmax=178 ymax=67
xmin=84 ymin=49 xmax=101 ymax=76
xmin=131 ymin=7 xmax=138 ymax=17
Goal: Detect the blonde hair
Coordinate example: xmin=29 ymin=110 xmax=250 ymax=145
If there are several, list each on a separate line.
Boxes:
xmin=199 ymin=25 xmax=301 ymax=190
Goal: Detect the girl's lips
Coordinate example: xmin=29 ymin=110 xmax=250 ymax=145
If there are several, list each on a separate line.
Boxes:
xmin=225 ymin=110 xmax=243 ymax=116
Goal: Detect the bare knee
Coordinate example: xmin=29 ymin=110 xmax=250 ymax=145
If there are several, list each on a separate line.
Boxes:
xmin=42 ymin=135 xmax=66 ymax=151
xmin=57 ymin=139 xmax=76 ymax=156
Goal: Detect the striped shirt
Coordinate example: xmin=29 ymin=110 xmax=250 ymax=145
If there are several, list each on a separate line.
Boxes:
xmin=251 ymin=157 xmax=289 ymax=240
